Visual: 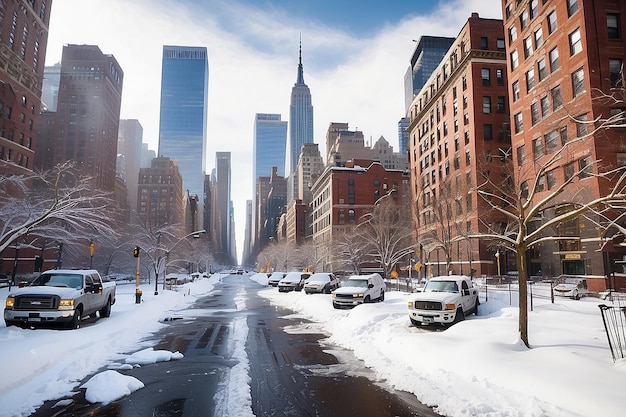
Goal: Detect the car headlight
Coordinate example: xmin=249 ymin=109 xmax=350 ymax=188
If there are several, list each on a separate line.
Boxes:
xmin=332 ymin=293 xmax=336 ymax=297
xmin=408 ymin=301 xmax=413 ymax=308
xmin=445 ymin=303 xmax=456 ymax=310
xmin=59 ymin=299 xmax=75 ymax=308
xmin=353 ymin=293 xmax=364 ymax=298
xmin=5 ymin=297 xmax=14 ymax=308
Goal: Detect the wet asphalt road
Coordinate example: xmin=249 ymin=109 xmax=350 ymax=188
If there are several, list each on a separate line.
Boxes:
xmin=29 ymin=274 xmax=442 ymax=417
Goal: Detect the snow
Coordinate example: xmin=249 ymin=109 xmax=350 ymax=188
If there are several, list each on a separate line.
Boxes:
xmin=1 ymin=272 xmax=625 ymax=417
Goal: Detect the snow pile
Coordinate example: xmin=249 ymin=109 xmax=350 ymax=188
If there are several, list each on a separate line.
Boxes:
xmin=124 ymin=347 xmax=184 ymax=365
xmin=81 ymin=370 xmax=144 ymax=404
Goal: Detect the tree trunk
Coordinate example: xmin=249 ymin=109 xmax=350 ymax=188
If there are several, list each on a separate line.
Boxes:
xmin=517 ymin=245 xmax=529 ymax=347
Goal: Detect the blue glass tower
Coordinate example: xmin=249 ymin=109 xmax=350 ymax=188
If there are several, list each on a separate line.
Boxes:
xmin=158 ymin=46 xmax=208 ymax=214
xmin=286 ymin=40 xmax=314 ymax=202
xmin=254 ymin=113 xmax=287 ymax=181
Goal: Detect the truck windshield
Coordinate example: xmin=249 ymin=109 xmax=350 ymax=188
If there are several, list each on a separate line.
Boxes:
xmin=424 ymin=280 xmax=458 ymax=293
xmin=342 ymin=279 xmax=368 ymax=288
xmin=31 ymin=273 xmax=83 ymax=289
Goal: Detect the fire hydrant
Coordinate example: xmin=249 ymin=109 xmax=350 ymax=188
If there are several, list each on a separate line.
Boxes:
xmin=135 ymin=288 xmax=142 ymax=304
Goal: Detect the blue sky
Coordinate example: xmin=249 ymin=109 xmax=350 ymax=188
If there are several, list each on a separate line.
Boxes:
xmin=45 ymin=0 xmax=502 ymax=259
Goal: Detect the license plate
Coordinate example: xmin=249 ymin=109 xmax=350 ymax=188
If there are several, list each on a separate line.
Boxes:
xmin=27 ymin=317 xmax=41 ymax=322
xmin=423 ymin=317 xmax=433 ymax=323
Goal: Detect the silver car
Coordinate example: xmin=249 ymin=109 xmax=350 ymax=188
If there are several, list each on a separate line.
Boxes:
xmin=304 ymin=273 xmax=340 ymax=294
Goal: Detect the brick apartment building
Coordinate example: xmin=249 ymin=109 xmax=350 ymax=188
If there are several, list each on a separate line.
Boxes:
xmin=408 ymin=13 xmax=511 ymax=277
xmin=310 ymin=160 xmax=409 ymax=270
xmin=137 ymin=157 xmax=184 ymax=227
xmin=503 ymin=0 xmax=626 ymax=290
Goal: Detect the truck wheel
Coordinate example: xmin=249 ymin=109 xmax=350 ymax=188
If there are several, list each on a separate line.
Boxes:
xmin=452 ymin=308 xmax=465 ymax=325
xmin=363 ymin=295 xmax=371 ymax=303
xmin=68 ymin=308 xmax=82 ymax=330
xmin=472 ymin=299 xmax=480 ymax=315
xmin=324 ymin=285 xmax=331 ymax=294
xmin=100 ymin=298 xmax=112 ymax=318
xmin=379 ymin=290 xmax=385 ymax=301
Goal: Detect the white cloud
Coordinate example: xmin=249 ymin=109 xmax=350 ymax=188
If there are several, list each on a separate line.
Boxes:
xmin=45 ymin=0 xmax=502 ymax=261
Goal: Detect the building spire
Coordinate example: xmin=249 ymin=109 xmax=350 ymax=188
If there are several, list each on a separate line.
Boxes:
xmin=296 ymin=34 xmax=305 ymax=85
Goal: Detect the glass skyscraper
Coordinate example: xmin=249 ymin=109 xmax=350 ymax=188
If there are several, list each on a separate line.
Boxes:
xmin=254 ymin=113 xmax=288 ymax=180
xmin=158 ymin=46 xmax=209 ymax=213
xmin=286 ymin=42 xmax=314 ymax=202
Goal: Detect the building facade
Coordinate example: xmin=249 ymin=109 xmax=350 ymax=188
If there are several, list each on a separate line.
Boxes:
xmin=0 ymin=0 xmax=52 ymax=175
xmin=137 ymin=157 xmax=184 ymax=227
xmin=213 ymin=152 xmax=232 ymax=261
xmin=408 ymin=13 xmax=510 ymax=277
xmin=158 ymin=46 xmax=208 ymax=221
xmin=503 ymin=0 xmax=626 ymax=289
xmin=286 ymin=41 xmax=314 ymax=202
xmin=117 ymin=119 xmax=143 ymax=215
xmin=35 ymin=44 xmax=123 ymax=191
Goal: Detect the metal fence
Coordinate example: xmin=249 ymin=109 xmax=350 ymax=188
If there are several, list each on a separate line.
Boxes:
xmin=598 ymin=304 xmax=626 ymax=362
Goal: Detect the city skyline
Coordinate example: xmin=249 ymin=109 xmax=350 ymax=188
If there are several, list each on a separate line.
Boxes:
xmin=44 ymin=0 xmax=502 ymax=260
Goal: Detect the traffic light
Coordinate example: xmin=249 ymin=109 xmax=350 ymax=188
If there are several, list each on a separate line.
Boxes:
xmin=133 ymin=246 xmax=140 ymax=258
xmin=89 ymin=242 xmax=96 ymax=256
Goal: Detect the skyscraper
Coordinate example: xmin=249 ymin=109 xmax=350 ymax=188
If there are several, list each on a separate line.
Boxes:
xmin=117 ymin=119 xmax=143 ymax=213
xmin=286 ymin=40 xmax=314 ymax=202
xmin=36 ymin=44 xmax=123 ymax=191
xmin=158 ymin=45 xmax=208 ymax=225
xmin=213 ymin=152 xmax=233 ymax=263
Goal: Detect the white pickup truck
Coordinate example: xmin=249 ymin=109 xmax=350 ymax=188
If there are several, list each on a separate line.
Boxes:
xmin=4 ymin=269 xmax=116 ymax=329
xmin=408 ymin=275 xmax=479 ymax=327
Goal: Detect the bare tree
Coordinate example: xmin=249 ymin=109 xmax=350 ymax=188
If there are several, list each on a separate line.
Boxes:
xmin=330 ymin=227 xmax=374 ymax=274
xmin=0 ymin=161 xmax=119 ymax=254
xmin=358 ymin=190 xmax=416 ymax=277
xmin=473 ymin=117 xmax=626 ymax=347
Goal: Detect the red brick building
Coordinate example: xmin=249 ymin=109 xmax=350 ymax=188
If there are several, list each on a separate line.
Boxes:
xmin=137 ymin=157 xmax=184 ymax=227
xmin=310 ymin=159 xmax=409 ymax=269
xmin=503 ymin=0 xmax=626 ymax=289
xmin=408 ymin=13 xmax=511 ymax=277
xmin=0 ymin=0 xmax=52 ymax=175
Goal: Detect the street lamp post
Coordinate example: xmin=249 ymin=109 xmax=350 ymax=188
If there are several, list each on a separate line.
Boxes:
xmin=495 ymin=249 xmax=501 ymax=276
xmin=154 ymin=232 xmax=161 ymax=296
xmin=159 ymin=230 xmax=206 ymax=293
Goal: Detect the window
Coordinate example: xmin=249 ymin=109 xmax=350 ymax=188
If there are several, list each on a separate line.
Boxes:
xmin=466 ymin=151 xmax=471 ymax=165
xmin=526 ymin=68 xmax=535 ymax=91
xmin=607 ymin=14 xmax=620 ymax=39
xmin=480 ymin=37 xmax=488 ymax=50
xmin=569 ymin=28 xmax=582 ymax=56
xmin=512 ymin=80 xmax=521 ymax=102
xmin=572 ymin=68 xmax=585 ymax=96
xmin=551 ymin=85 xmax=563 ymax=110
xmin=540 ymin=96 xmax=550 ymax=117
xmin=547 ymin=170 xmax=556 ymax=189
xmin=496 ymin=68 xmax=504 ymax=85
xmin=549 ymin=47 xmax=559 ymax=72
xmin=524 ymin=37 xmax=533 ymax=58
xmin=545 ymin=130 xmax=558 ymax=150
xmin=534 ymin=27 xmax=544 ymax=49
xmin=530 ymin=0 xmax=539 ymax=19
xmin=348 ymin=209 xmax=355 ymax=222
xmin=547 ymin=11 xmax=557 ymax=34
xmin=533 ymin=137 xmax=544 ymax=160
xmin=531 ymin=102 xmax=540 ymax=125
xmin=576 ymin=114 xmax=588 ymax=137
xmin=537 ymin=175 xmax=545 ymax=192
xmin=483 ymin=96 xmax=491 ymax=113
xmin=520 ymin=9 xmax=529 ymax=29
xmin=511 ymin=49 xmax=519 ymax=70
xmin=564 ymin=162 xmax=575 ymax=181
xmin=617 ymin=153 xmax=626 ymax=167
xmin=520 ymin=181 xmax=529 ymax=199
xmin=497 ymin=96 xmax=506 ymax=113
xmin=579 ymin=156 xmax=592 ymax=178
xmin=514 ymin=112 xmax=523 ymax=133
xmin=610 ymin=59 xmax=623 ymax=87
xmin=484 ymin=124 xmax=493 ymax=141
xmin=497 ymin=38 xmax=506 ymax=51
xmin=538 ymin=57 xmax=547 ymax=81
xmin=482 ymin=68 xmax=490 ymax=85
xmin=509 ymin=25 xmax=518 ymax=43
xmin=506 ymin=3 xmax=514 ymax=19
xmin=567 ymin=0 xmax=578 ymax=17
xmin=517 ymin=145 xmax=526 ymax=166
xmin=560 ymin=126 xmax=568 ymax=145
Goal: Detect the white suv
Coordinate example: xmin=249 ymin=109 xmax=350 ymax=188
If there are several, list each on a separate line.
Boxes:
xmin=332 ymin=273 xmax=386 ymax=309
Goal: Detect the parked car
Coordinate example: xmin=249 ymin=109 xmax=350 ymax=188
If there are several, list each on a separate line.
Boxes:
xmin=268 ymin=272 xmax=286 ymax=287
xmin=278 ymin=272 xmax=310 ymax=292
xmin=4 ymin=269 xmax=116 ymax=329
xmin=332 ymin=273 xmax=385 ymax=309
xmin=407 ymin=275 xmax=479 ymax=327
xmin=304 ymin=272 xmax=340 ymax=294
xmin=553 ymin=277 xmax=590 ymax=300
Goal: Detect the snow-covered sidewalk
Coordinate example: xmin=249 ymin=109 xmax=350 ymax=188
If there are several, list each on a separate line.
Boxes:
xmin=251 ymin=273 xmax=626 ymax=417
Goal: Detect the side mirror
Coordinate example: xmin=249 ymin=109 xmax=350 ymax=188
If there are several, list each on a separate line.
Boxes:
xmin=368 ymin=283 xmax=374 ymax=289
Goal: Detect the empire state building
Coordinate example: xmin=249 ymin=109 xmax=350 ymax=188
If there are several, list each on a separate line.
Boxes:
xmin=286 ymin=40 xmax=314 ymax=202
